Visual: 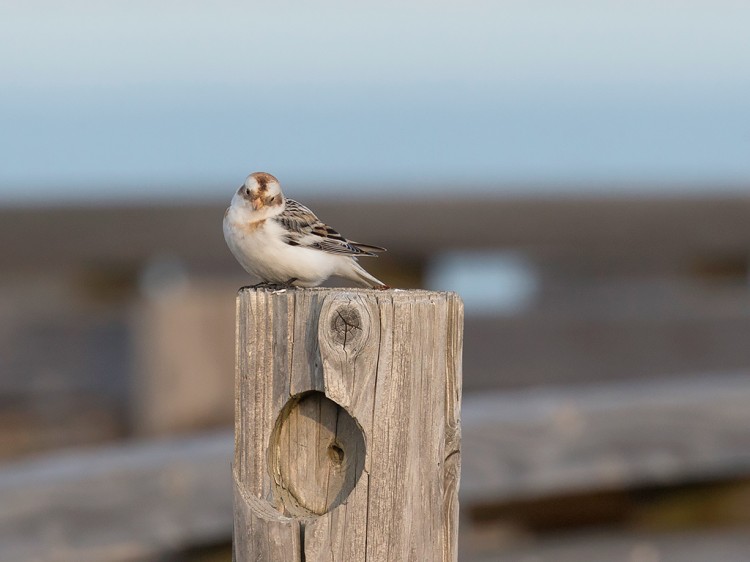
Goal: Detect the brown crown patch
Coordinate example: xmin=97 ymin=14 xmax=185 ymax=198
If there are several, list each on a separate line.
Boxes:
xmin=251 ymin=172 xmax=278 ymax=193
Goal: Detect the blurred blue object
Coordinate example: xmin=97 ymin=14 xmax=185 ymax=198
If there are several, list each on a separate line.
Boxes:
xmin=427 ymin=250 xmax=539 ymax=315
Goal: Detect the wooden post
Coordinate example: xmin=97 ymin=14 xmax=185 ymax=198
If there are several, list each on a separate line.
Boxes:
xmin=233 ymin=288 xmax=463 ymax=562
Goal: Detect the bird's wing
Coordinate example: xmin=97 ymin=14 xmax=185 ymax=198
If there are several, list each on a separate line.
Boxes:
xmin=275 ymin=199 xmax=386 ymax=257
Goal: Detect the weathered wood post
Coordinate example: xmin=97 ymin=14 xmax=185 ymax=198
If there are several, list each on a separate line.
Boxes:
xmin=233 ymin=288 xmax=463 ymax=561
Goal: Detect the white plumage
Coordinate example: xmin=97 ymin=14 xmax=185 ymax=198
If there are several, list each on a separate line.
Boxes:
xmin=223 ymin=172 xmax=388 ymax=289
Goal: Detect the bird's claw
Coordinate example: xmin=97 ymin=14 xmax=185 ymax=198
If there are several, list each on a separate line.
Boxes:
xmin=241 ymin=278 xmax=299 ymax=292
xmin=240 ymin=282 xmax=277 ymax=291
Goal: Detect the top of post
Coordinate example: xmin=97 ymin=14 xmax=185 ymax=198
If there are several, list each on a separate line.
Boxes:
xmin=237 ymin=286 xmax=461 ymax=300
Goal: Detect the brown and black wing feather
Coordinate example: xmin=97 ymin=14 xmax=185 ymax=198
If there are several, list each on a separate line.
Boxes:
xmin=275 ymin=199 xmax=386 ymax=257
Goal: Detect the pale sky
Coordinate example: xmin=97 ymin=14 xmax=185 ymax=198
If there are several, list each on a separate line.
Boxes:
xmin=2 ymin=0 xmax=750 ymax=203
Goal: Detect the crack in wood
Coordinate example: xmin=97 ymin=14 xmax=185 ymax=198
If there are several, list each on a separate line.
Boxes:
xmin=299 ymin=521 xmax=306 ymax=562
xmin=332 ymin=306 xmax=362 ymax=348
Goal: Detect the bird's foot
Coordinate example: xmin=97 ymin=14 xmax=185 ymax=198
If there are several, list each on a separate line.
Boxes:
xmin=240 ymin=281 xmax=276 ymax=290
xmin=240 ymin=278 xmax=299 ymax=292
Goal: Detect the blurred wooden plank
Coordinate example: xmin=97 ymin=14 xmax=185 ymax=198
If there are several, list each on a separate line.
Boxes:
xmin=3 ymin=373 xmax=750 ymax=560
xmin=461 ymin=372 xmax=750 ymax=504
xmin=463 ymin=313 xmax=750 ymax=390
xmin=0 ymin=430 xmax=233 ymax=562
xmin=461 ymin=528 xmax=750 ymax=562
xmin=2 ymin=195 xmax=750 ymax=270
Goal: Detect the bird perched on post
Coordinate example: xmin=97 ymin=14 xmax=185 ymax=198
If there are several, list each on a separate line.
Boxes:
xmin=223 ymin=172 xmax=388 ymax=289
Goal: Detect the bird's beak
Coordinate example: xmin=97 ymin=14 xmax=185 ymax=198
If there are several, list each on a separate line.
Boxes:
xmin=251 ymin=198 xmax=263 ymax=211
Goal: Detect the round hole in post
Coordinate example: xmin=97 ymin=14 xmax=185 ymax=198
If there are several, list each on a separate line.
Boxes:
xmin=269 ymin=391 xmax=366 ymax=518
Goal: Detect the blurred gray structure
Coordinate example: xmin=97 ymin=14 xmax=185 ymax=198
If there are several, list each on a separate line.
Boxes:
xmin=1 ymin=194 xmax=750 ymax=560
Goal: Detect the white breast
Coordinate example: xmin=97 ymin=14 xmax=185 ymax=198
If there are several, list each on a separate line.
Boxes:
xmin=223 ymin=207 xmax=342 ymax=286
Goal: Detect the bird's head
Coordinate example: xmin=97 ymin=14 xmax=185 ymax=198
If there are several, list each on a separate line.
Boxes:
xmin=233 ymin=172 xmax=285 ymax=214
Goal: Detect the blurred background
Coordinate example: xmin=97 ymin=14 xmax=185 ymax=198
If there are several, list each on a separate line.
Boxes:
xmin=2 ymin=1 xmax=750 ymax=560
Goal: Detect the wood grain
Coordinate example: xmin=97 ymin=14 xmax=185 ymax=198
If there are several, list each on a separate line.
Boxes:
xmin=233 ymin=288 xmax=464 ymax=562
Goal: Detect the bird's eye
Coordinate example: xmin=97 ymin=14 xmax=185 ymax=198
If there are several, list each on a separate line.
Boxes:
xmin=244 ymin=188 xmax=250 ymax=196
xmin=268 ymin=196 xmax=275 ymax=204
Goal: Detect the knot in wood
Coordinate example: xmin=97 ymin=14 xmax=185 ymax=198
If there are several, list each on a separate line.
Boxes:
xmin=330 ymin=305 xmax=362 ymax=347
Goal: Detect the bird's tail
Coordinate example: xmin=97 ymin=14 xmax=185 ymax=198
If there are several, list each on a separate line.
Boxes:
xmin=345 ymin=261 xmax=389 ymax=289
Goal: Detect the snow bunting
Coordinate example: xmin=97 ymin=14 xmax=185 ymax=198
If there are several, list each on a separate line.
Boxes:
xmin=223 ymin=172 xmax=388 ymax=289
